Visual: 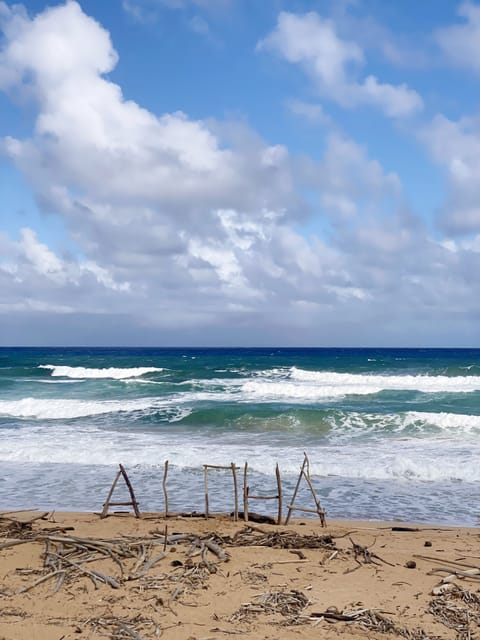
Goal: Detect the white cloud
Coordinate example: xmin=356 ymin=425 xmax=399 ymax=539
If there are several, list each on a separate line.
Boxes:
xmin=328 ymin=5 xmax=430 ymax=69
xmin=1 ymin=1 xmax=480 ymax=345
xmin=188 ymin=15 xmax=210 ymax=36
xmin=302 ymin=133 xmax=402 ymax=221
xmin=0 ymin=1 xmax=117 ymax=91
xmin=422 ymin=114 xmax=480 ymax=234
xmin=286 ymin=99 xmax=330 ymax=124
xmin=258 ymin=11 xmax=423 ymax=118
xmin=18 ymin=228 xmax=65 ymax=282
xmin=436 ymin=2 xmax=480 ymax=73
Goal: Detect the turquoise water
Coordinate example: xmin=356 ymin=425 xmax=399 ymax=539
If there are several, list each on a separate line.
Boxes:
xmin=1 ymin=347 xmax=480 ymax=524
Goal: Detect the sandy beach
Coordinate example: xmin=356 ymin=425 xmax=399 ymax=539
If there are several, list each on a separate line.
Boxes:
xmin=1 ymin=510 xmax=479 ymax=640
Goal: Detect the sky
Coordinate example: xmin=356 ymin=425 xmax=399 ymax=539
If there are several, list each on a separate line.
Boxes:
xmin=1 ymin=0 xmax=480 ymax=347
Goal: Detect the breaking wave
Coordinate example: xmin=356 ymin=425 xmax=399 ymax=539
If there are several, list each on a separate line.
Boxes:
xmin=39 ymin=365 xmax=163 ymax=379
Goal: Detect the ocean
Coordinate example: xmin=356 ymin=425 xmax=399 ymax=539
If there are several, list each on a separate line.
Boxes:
xmin=1 ymin=347 xmax=480 ymax=525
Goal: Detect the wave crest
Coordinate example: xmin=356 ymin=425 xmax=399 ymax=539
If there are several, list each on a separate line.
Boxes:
xmin=39 ymin=365 xmax=163 ymax=379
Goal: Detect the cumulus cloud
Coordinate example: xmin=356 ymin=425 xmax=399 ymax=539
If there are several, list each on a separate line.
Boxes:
xmin=421 ymin=115 xmax=480 ymax=234
xmin=300 ymin=133 xmax=401 ymax=221
xmin=1 ymin=1 xmax=480 ymax=345
xmin=258 ymin=11 xmax=423 ymax=118
xmin=0 ymin=1 xmax=332 ymax=331
xmin=286 ymin=99 xmax=330 ymax=124
xmin=421 ymin=114 xmax=480 ymax=234
xmin=436 ymin=2 xmax=480 ymax=73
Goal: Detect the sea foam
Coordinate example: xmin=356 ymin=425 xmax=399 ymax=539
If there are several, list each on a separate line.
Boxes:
xmin=39 ymin=365 xmax=163 ymax=379
xmin=285 ymin=368 xmax=480 ymax=395
xmin=0 ymin=397 xmax=189 ymax=420
xmin=0 ymin=422 xmax=478 ymax=483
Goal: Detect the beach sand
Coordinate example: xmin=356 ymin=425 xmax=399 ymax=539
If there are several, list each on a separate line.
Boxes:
xmin=0 ymin=510 xmax=478 ymax=639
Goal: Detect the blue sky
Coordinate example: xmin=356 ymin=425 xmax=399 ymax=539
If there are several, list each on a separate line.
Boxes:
xmin=1 ymin=0 xmax=480 ymax=346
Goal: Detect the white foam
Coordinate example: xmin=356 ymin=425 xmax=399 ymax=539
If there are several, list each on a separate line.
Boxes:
xmin=39 ymin=365 xmax=163 ymax=379
xmin=240 ymin=378 xmax=381 ymax=400
xmin=286 ymin=367 xmax=480 ymax=395
xmin=405 ymin=411 xmax=480 ymax=431
xmin=329 ymin=411 xmax=480 ymax=438
xmin=0 ymin=397 xmax=188 ymax=420
xmin=0 ymin=422 xmax=478 ymax=483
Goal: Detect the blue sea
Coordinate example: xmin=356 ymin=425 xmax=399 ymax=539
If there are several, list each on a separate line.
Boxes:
xmin=1 ymin=347 xmax=480 ymax=525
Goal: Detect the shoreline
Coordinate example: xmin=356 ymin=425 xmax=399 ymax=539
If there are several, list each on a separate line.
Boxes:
xmin=1 ymin=510 xmax=479 ymax=639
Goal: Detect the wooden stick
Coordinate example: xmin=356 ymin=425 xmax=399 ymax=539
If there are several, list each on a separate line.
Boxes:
xmin=269 ymin=559 xmax=310 ymax=565
xmin=128 ymin=551 xmax=167 ymax=579
xmin=0 ymin=539 xmax=32 ymax=550
xmin=302 ymin=466 xmax=326 ymax=526
xmin=285 ymin=455 xmax=307 ymax=525
xmin=414 ymin=554 xmax=480 ymax=570
xmin=288 ymin=506 xmax=324 ymax=514
xmin=105 ymin=501 xmax=135 ymax=507
xmin=17 ymin=569 xmax=65 ymax=594
xmin=119 ymin=464 xmax=141 ymax=518
xmin=163 ymin=460 xmax=169 ymax=518
xmin=231 ymin=462 xmax=238 ymax=522
xmin=50 ymin=552 xmax=120 ymax=588
xmin=204 ymin=466 xmax=209 ymax=520
xmin=204 ymin=539 xmax=228 ymax=562
xmin=204 ymin=465 xmax=238 ymax=470
xmin=101 ymin=469 xmax=122 ymax=519
xmin=118 ymin=623 xmax=146 ymax=640
xmin=285 ymin=453 xmax=325 ymax=526
xmin=0 ymin=511 xmax=49 ymax=525
xmin=276 ymin=463 xmax=283 ymax=525
xmin=243 ymin=462 xmax=249 ymax=523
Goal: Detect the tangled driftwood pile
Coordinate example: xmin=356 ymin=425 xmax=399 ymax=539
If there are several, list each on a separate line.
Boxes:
xmin=225 ymin=525 xmax=336 ymax=550
xmin=3 ymin=511 xmax=480 ymax=640
xmin=429 ymin=586 xmax=480 ymax=639
xmin=306 ymin=608 xmax=441 ymax=639
xmin=229 ymin=589 xmax=309 ymax=624
xmin=229 ymin=595 xmax=441 ymax=637
xmin=83 ymin=614 xmax=160 ymax=640
xmin=1 ymin=512 xmax=230 ymax=602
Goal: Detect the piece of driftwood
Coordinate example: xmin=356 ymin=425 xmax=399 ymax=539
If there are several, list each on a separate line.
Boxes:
xmin=117 ymin=623 xmax=146 ymax=640
xmin=101 ymin=464 xmax=141 ymax=519
xmin=285 ymin=453 xmax=326 ymax=526
xmin=429 ymin=567 xmax=480 ymax=582
xmin=414 ymin=554 xmax=480 ymax=572
xmin=235 ymin=512 xmax=276 ymax=524
xmin=346 ymin=537 xmax=395 ymax=572
xmin=16 ymin=569 xmax=65 ymax=594
xmin=163 ymin=461 xmax=169 ymax=517
xmin=203 ymin=463 xmax=239 ymax=521
xmin=0 ymin=512 xmax=50 ymax=539
xmin=243 ymin=462 xmax=283 ymax=525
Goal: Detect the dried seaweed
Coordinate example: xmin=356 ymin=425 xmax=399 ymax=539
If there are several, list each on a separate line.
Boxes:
xmin=226 ymin=526 xmax=336 ymax=550
xmin=429 ymin=587 xmax=480 ymax=639
xmin=83 ymin=614 xmax=160 ymax=639
xmin=308 ymin=607 xmax=441 ymax=639
xmin=229 ymin=589 xmax=309 ymax=624
xmin=0 ymin=512 xmax=50 ymax=539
